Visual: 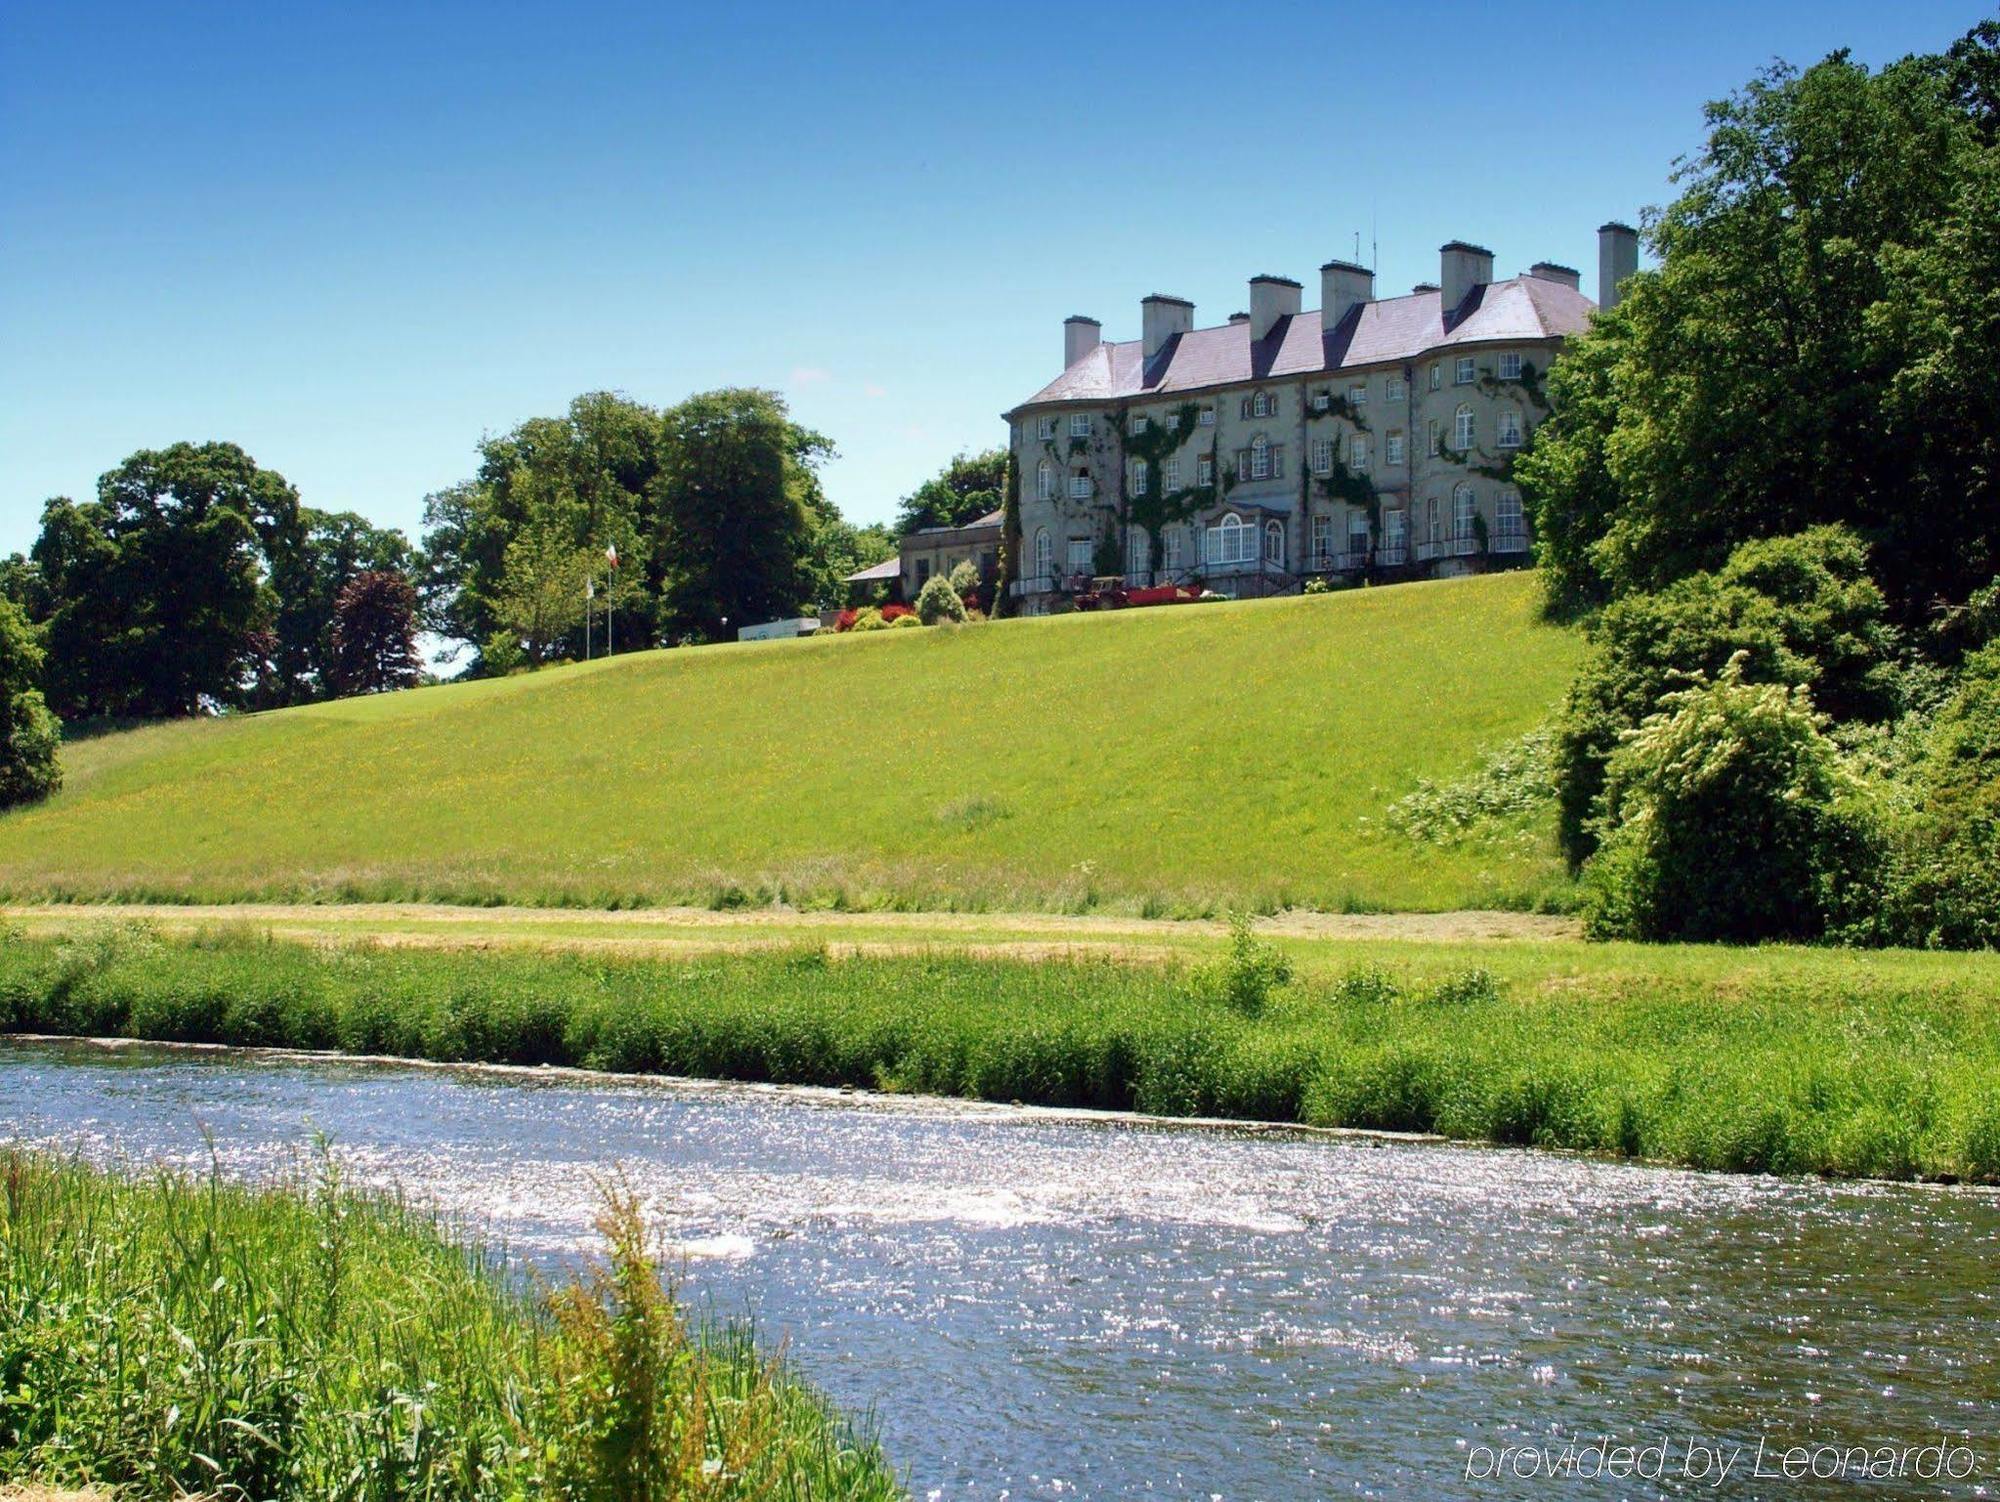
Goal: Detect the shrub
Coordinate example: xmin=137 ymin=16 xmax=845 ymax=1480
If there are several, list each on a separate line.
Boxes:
xmin=1189 ymin=912 xmax=1293 ymax=1017
xmin=0 ymin=596 xmax=61 ymax=810
xmin=915 ymin=574 xmax=966 ymax=625
xmin=1869 ymin=642 xmax=2000 ymax=948
xmin=847 ymin=607 xmax=887 ymax=632
xmin=1553 ymin=527 xmax=1899 ymax=867
xmin=891 ymin=613 xmax=922 ymax=628
xmin=1581 ymin=656 xmax=1880 ymax=942
xmin=948 ymin=559 xmax=980 ymax=597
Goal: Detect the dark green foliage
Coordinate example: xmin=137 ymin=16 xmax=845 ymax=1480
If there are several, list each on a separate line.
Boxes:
xmin=1869 ymin=642 xmax=2000 ymax=948
xmin=31 ymin=443 xmax=300 ymax=719
xmin=265 ymin=509 xmax=414 ymax=706
xmin=1581 ymin=662 xmax=1878 ymax=943
xmin=1518 ymin=25 xmax=2000 ymax=626
xmin=1553 ymin=526 xmax=1898 ymax=866
xmin=655 ymin=389 xmax=831 ymax=642
xmin=894 ymin=449 xmax=1007 ymax=534
xmin=0 ymin=597 xmax=61 ymax=809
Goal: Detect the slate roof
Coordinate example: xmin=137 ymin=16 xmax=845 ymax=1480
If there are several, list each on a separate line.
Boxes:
xmin=909 ymin=508 xmax=1004 ymax=536
xmin=844 ymin=556 xmax=902 ymax=583
xmin=1009 ymin=276 xmax=1594 ymax=412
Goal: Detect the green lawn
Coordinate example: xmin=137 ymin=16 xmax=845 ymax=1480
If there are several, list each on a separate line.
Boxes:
xmin=0 ymin=573 xmax=1582 ymax=912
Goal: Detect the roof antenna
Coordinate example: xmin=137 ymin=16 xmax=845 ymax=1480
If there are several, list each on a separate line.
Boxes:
xmin=1354 ymin=230 xmax=1361 ymax=263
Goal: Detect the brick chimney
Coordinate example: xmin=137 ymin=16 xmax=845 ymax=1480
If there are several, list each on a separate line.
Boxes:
xmin=1248 ymin=275 xmax=1301 ymax=341
xmin=1439 ymin=241 xmax=1494 ymax=315
xmin=1320 ymin=259 xmax=1374 ymax=334
xmin=1064 ymin=315 xmax=1101 ymax=368
xmin=1141 ymin=294 xmax=1194 ymax=359
xmin=1598 ymin=222 xmax=1639 ymax=309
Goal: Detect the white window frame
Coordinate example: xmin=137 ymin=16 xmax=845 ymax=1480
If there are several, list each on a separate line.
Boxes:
xmin=1066 ymin=537 xmax=1094 ymax=576
xmin=1129 ymin=414 xmax=1149 ymax=436
xmin=1349 ymin=435 xmax=1369 ymax=471
xmin=1385 ymin=376 xmax=1406 ymax=402
xmin=1265 ymin=519 xmax=1285 ymax=566
xmin=1206 ymin=512 xmax=1255 ymax=568
xmin=1454 ymin=405 xmax=1475 ymax=449
xmin=1128 ymin=459 xmax=1149 ymax=498
xmin=1250 ymin=435 xmax=1272 ymax=480
xmin=1348 ymin=382 xmax=1368 ymax=406
xmin=1427 ymin=418 xmax=1442 ymax=457
xmin=1497 ymin=489 xmax=1525 ymax=545
xmin=1033 ymin=528 xmax=1052 ymax=579
xmin=1127 ymin=527 xmax=1149 ymax=575
xmin=1497 ymin=352 xmax=1523 ymax=381
xmin=1429 ymin=364 xmax=1441 ymax=392
xmin=1385 ymin=508 xmax=1407 ymax=549
xmin=1036 ymin=416 xmax=1056 ymax=440
xmin=1311 ymin=438 xmax=1333 ymax=476
xmin=1454 ymin=356 xmax=1476 ymax=385
xmin=1197 ymin=454 xmax=1214 ymax=487
xmin=1311 ymin=514 xmax=1334 ymax=565
xmin=1165 ymin=456 xmax=1180 ymax=490
xmin=1069 ymin=473 xmax=1093 ymax=499
xmin=1198 ymin=406 xmax=1215 ymax=426
xmin=1312 ymin=392 xmax=1330 ymax=413
xmin=1069 ymin=414 xmax=1092 ymax=438
xmin=1497 ymin=410 xmax=1522 ymax=449
xmin=1036 ymin=459 xmax=1054 ymax=500
xmin=1453 ymin=482 xmax=1477 ymax=541
xmin=1163 ymin=524 xmax=1184 ymax=571
xmin=1386 ymin=430 xmax=1405 ymax=466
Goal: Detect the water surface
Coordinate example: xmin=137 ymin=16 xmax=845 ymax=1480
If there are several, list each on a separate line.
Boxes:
xmin=5 ymin=1037 xmax=1997 ymax=1499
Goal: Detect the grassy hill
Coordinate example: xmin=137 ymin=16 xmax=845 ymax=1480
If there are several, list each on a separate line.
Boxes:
xmin=0 ymin=573 xmax=1583 ymax=913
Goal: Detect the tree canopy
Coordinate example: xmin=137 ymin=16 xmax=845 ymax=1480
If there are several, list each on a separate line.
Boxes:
xmin=0 ymin=596 xmax=61 ymax=810
xmin=893 ymin=450 xmax=1006 ymax=535
xmin=1519 ymin=23 xmax=2000 ymax=624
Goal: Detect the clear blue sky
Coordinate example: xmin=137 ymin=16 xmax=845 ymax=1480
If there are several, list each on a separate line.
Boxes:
xmin=2 ymin=0 xmax=1991 ymax=554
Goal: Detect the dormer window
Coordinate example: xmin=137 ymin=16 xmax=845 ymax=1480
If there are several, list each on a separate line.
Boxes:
xmin=1454 ymin=356 xmax=1477 ymax=385
xmin=1498 ymin=353 xmax=1523 ymax=381
xmin=1069 ymin=414 xmax=1092 ymax=438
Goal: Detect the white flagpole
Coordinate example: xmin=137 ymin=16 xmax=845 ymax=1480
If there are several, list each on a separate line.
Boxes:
xmin=585 ymin=575 xmax=594 ymax=661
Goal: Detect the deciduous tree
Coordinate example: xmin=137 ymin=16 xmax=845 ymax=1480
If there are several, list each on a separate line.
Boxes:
xmin=328 ymin=570 xmax=423 ymax=696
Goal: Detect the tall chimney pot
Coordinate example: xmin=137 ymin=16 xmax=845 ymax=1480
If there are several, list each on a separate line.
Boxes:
xmin=1598 ymin=222 xmax=1639 ymax=310
xmin=1248 ymin=275 xmax=1302 ymax=341
xmin=1438 ymin=241 xmax=1495 ymax=316
xmin=1064 ymin=315 xmax=1101 ymax=369
xmin=1141 ymin=294 xmax=1194 ymax=360
xmin=1319 ymin=259 xmax=1374 ymax=335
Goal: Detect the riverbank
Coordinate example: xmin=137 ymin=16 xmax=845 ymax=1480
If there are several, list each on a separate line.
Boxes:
xmin=0 ymin=1148 xmax=900 ymax=1500
xmin=6 ymin=922 xmax=2000 ymax=1182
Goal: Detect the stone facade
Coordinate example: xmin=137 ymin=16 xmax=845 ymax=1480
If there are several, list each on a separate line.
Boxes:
xmin=1002 ymin=226 xmax=1636 ymax=610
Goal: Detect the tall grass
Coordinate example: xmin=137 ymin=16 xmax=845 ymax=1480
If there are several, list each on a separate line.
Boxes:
xmin=0 ymin=1148 xmax=901 ymax=1500
xmin=0 ymin=574 xmax=1580 ymax=914
xmin=5 ymin=924 xmax=2000 ymax=1183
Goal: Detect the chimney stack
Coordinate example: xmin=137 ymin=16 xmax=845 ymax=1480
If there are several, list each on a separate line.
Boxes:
xmin=1598 ymin=222 xmax=1639 ymax=309
xmin=1439 ymin=241 xmax=1495 ymax=315
xmin=1528 ymin=261 xmax=1582 ymax=291
xmin=1141 ymin=294 xmax=1194 ymax=360
xmin=1248 ymin=275 xmax=1302 ymax=341
xmin=1064 ymin=315 xmax=1101 ymax=368
xmin=1320 ymin=259 xmax=1374 ymax=335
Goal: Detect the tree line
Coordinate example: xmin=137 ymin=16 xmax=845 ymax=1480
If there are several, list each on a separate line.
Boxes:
xmin=0 ymin=386 xmax=899 ymax=809
xmin=1517 ymin=19 xmax=2000 ymax=948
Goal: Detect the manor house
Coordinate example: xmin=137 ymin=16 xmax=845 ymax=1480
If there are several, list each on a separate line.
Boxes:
xmin=1001 ymin=223 xmax=1637 ymax=609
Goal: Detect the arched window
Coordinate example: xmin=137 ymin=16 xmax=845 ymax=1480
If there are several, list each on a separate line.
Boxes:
xmin=1265 ymin=519 xmax=1285 ymax=565
xmin=1036 ymin=459 xmax=1053 ymax=500
xmin=1453 ymin=483 xmax=1477 ymax=545
xmin=1033 ymin=528 xmax=1052 ymax=580
xmin=1206 ymin=511 xmax=1255 ymax=568
xmin=1250 ymin=434 xmax=1271 ymax=479
xmin=1454 ymin=404 xmax=1476 ymax=449
xmin=1127 ymin=528 xmax=1149 ymax=577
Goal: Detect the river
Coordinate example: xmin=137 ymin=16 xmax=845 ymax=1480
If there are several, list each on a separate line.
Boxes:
xmin=4 ymin=1036 xmax=1997 ymax=1499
